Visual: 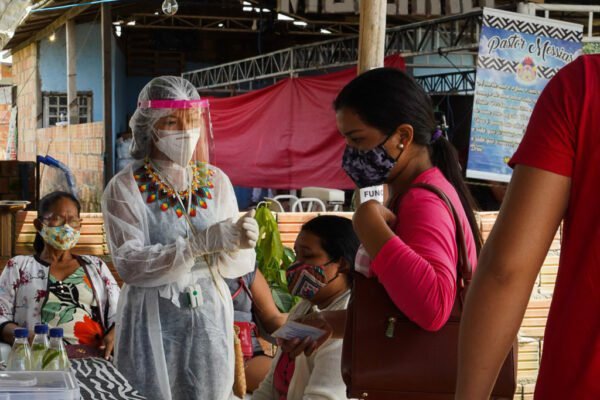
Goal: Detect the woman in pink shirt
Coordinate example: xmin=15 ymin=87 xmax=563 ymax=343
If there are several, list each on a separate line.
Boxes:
xmin=279 ymin=68 xmax=482 ymax=358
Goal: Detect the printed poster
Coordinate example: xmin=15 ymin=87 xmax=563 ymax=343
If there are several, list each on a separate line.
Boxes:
xmin=466 ymin=8 xmax=583 ymax=182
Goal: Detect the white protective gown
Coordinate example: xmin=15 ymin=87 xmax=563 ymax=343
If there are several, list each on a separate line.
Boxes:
xmin=102 ymin=159 xmax=255 ymax=400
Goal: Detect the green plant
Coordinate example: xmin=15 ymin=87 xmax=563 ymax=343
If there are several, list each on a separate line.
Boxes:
xmin=583 ymin=42 xmax=600 ymax=55
xmin=254 ymin=203 xmax=300 ymax=313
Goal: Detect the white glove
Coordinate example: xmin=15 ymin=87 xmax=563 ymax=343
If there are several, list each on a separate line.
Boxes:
xmin=190 ymin=220 xmax=240 ymax=255
xmin=236 ymin=209 xmax=259 ymax=249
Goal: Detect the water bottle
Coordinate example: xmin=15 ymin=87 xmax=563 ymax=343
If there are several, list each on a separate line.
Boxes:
xmin=43 ymin=328 xmax=70 ymax=371
xmin=6 ymin=328 xmax=32 ymax=371
xmin=31 ymin=324 xmax=49 ymax=370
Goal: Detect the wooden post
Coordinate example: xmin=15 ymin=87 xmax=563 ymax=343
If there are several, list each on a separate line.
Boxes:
xmin=101 ymin=4 xmax=114 ymax=183
xmin=0 ymin=203 xmax=28 ymax=261
xmin=66 ymin=19 xmax=78 ymax=125
xmin=355 ymin=1 xmax=387 ymax=204
xmin=357 ymin=0 xmax=387 ymax=74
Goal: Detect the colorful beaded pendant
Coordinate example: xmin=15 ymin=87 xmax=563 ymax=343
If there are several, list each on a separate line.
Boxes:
xmin=134 ymin=159 xmax=215 ymax=218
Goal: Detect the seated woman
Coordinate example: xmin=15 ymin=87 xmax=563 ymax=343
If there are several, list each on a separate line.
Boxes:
xmin=252 ymin=215 xmax=359 ymax=400
xmin=0 ymin=191 xmax=120 ymax=359
xmin=226 ymin=268 xmax=287 ymax=392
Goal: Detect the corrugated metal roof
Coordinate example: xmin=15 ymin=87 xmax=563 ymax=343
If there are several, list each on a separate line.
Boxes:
xmin=0 ymin=0 xmax=32 ymax=49
xmin=3 ymin=0 xmax=75 ymax=50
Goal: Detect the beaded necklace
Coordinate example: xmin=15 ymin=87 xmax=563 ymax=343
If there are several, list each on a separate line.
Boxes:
xmin=134 ymin=159 xmax=215 ymax=218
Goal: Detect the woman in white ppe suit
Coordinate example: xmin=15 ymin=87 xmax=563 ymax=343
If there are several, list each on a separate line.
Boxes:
xmin=102 ymin=76 xmax=258 ymax=400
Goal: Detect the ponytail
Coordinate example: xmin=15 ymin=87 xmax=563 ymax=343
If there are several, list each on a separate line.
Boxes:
xmin=431 ymin=137 xmax=483 ymax=254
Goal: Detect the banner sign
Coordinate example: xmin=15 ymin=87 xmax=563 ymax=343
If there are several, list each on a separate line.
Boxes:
xmin=466 ymin=8 xmax=582 ymax=182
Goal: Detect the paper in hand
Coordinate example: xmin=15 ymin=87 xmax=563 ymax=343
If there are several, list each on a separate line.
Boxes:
xmin=272 ymin=320 xmax=327 ymax=341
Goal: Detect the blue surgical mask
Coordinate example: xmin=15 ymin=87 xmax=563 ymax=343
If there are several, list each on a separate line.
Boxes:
xmin=341 ymin=136 xmax=398 ymax=188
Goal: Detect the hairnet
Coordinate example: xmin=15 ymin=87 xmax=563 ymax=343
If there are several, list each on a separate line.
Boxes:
xmin=129 ymin=76 xmax=203 ymax=160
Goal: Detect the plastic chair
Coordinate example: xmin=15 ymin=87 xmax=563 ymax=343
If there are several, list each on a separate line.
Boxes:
xmin=263 ymin=197 xmax=284 ymax=213
xmin=272 ymin=195 xmax=299 ymax=212
xmin=291 ymin=198 xmax=327 ymax=212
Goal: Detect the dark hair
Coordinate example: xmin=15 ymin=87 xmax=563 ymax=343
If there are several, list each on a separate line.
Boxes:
xmin=301 ymin=215 xmax=360 ymax=271
xmin=34 ymin=191 xmax=81 ymax=255
xmin=334 ymin=68 xmax=483 ymax=254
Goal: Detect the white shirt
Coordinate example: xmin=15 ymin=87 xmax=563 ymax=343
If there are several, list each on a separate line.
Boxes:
xmin=252 ymin=290 xmax=353 ymax=400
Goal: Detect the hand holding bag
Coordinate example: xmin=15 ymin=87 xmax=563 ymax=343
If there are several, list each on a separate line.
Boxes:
xmin=341 ymin=183 xmax=517 ymax=399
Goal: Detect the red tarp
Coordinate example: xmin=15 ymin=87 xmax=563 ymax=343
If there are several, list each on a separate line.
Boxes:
xmin=209 ymin=55 xmax=405 ymax=189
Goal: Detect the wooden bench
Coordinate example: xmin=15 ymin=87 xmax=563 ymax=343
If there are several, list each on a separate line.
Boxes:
xmin=1 ymin=210 xmax=561 ymax=392
xmin=276 ymin=211 xmax=353 ymax=248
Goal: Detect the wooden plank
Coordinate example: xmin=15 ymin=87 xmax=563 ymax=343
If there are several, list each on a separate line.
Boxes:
xmin=280 ymin=233 xmax=299 ymax=244
xmin=0 ymin=211 xmax=12 ymax=257
xmin=16 ymin=225 xmax=103 ymax=235
xmin=276 ymin=213 xmax=320 ymax=224
xmin=526 ymin=298 xmax=552 ymax=310
xmin=15 ymin=244 xmax=107 ymax=256
xmin=16 ymin=234 xmax=105 ymax=245
xmin=523 ymin=309 xmax=550 ymax=319
xmin=519 ymin=327 xmax=546 ymax=338
xmin=520 ymin=318 xmax=548 ymax=327
xmin=278 ymin=223 xmax=303 ymax=233
xmin=17 ymin=211 xmax=105 ymax=224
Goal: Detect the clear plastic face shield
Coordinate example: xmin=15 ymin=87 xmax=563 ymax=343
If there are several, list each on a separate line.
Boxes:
xmin=138 ymin=99 xmax=214 ymax=167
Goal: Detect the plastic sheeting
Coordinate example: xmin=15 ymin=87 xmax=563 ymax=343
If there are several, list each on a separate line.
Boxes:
xmin=209 ymin=55 xmax=405 ymax=190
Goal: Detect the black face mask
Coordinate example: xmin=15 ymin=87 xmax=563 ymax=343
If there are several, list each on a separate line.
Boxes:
xmin=341 ymin=136 xmax=397 ymax=188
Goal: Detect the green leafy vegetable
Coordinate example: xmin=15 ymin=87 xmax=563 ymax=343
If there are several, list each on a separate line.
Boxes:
xmin=254 ymin=203 xmax=301 ymax=312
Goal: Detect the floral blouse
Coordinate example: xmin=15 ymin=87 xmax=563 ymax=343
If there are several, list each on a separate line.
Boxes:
xmin=0 ymin=255 xmax=120 ymax=342
xmin=43 ymin=267 xmax=103 ymax=345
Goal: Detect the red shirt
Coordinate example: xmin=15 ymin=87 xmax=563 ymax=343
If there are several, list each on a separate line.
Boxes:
xmin=510 ymin=55 xmax=600 ymax=399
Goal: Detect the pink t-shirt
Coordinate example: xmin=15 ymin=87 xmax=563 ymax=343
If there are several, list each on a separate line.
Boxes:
xmin=370 ymin=167 xmax=478 ymax=331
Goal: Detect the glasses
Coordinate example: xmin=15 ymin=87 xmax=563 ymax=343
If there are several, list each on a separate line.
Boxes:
xmin=40 ymin=215 xmax=82 ymax=229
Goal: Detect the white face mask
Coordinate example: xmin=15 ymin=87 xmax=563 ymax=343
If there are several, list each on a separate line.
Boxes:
xmin=153 ymin=128 xmax=201 ymax=166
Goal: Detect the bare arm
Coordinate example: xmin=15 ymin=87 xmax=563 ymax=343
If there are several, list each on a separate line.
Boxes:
xmin=251 ymin=270 xmax=287 ymax=333
xmin=456 ymin=165 xmax=570 ymax=399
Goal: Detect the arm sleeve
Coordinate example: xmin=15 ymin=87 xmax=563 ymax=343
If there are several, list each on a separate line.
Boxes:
xmin=102 ymin=172 xmax=198 ymax=287
xmin=509 ymin=57 xmax=583 ymax=176
xmin=302 ymin=340 xmax=348 ymax=400
xmin=371 ymin=190 xmax=458 ymax=332
xmin=214 ymin=169 xmax=256 ymax=279
xmin=98 ymin=259 xmax=120 ymax=329
xmin=0 ymin=259 xmax=19 ymax=329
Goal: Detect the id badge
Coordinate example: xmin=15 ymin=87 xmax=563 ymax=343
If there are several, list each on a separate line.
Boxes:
xmin=186 ymin=284 xmax=203 ymax=308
